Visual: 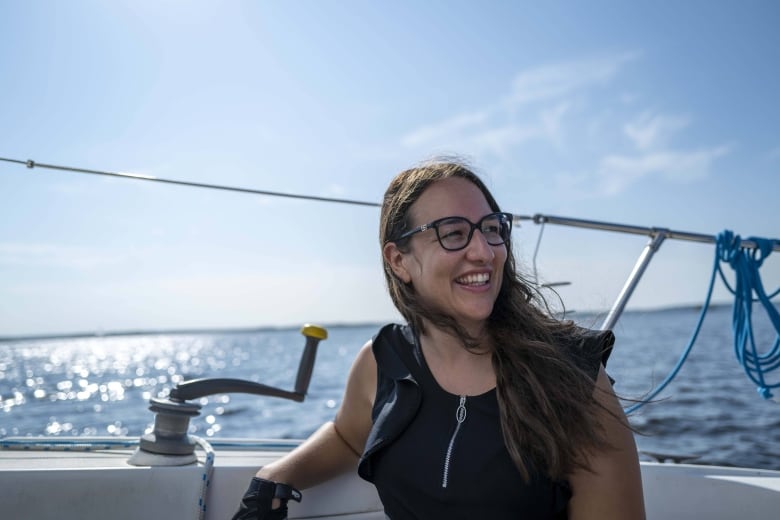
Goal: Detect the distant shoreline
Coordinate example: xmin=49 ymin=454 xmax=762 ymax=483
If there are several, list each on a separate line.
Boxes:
xmin=0 ymin=321 xmax=387 ymax=343
xmin=0 ymin=302 xmax=740 ymax=343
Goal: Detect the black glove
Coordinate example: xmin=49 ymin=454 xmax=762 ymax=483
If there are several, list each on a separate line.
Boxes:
xmin=230 ymin=477 xmax=302 ymax=520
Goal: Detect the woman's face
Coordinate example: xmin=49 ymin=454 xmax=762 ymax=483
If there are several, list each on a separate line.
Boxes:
xmin=384 ymin=177 xmax=507 ymax=333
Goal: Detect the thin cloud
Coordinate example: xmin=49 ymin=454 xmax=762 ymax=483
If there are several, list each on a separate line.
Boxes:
xmin=508 ymin=52 xmax=639 ymax=106
xmin=400 ymin=52 xmax=639 ymax=154
xmin=467 ymin=124 xmax=543 ymax=157
xmin=399 ymin=51 xmax=728 ymax=198
xmin=624 ymin=111 xmax=690 ymax=150
xmin=598 ymin=145 xmax=731 ymax=195
xmin=401 ymin=110 xmax=490 ymax=148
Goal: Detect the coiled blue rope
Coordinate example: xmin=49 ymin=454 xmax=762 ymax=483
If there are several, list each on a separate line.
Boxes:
xmin=626 ymin=230 xmax=779 ymax=413
xmin=717 ymin=231 xmax=780 ymax=400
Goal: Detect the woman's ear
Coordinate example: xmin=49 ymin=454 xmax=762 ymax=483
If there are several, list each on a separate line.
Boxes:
xmin=383 ymin=242 xmax=412 ymax=283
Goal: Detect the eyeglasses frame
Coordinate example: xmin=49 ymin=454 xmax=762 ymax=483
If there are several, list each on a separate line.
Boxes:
xmin=392 ymin=211 xmax=513 ymax=251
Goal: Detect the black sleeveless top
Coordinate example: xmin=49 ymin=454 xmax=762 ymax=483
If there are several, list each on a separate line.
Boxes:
xmin=357 ymin=324 xmax=614 ymax=520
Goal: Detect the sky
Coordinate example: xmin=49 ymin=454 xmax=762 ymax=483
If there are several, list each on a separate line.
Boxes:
xmin=0 ymin=1 xmax=778 ymax=337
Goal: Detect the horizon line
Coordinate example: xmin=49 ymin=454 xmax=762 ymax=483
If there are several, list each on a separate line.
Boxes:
xmin=0 ymin=301 xmax=736 ymax=343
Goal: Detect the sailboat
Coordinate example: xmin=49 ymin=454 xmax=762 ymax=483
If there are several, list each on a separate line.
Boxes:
xmin=1 ymin=158 xmax=778 ymax=519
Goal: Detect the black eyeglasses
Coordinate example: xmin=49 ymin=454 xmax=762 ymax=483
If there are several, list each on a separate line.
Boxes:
xmin=393 ymin=212 xmax=513 ymax=251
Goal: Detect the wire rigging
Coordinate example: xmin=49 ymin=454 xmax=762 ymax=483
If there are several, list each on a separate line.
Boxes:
xmin=0 ymin=156 xmax=381 ymax=208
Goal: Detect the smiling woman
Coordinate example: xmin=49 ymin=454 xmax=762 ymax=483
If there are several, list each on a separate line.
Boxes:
xmin=229 ymin=160 xmax=645 ymax=520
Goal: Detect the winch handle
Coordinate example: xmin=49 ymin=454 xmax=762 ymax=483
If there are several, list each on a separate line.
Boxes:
xmin=169 ymin=324 xmax=328 ymax=402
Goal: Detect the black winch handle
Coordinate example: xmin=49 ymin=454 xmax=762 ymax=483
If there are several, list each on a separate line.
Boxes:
xmin=169 ymin=324 xmax=328 ymax=402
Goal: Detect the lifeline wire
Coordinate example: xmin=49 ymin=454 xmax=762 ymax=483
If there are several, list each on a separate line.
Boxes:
xmin=0 ymin=156 xmax=381 ymax=208
xmin=0 ymin=437 xmax=138 ymax=450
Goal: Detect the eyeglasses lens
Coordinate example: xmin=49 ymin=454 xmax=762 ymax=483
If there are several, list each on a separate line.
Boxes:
xmin=436 ymin=214 xmax=509 ymax=250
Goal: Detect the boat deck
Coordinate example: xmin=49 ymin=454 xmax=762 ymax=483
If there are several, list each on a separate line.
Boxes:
xmin=2 ymin=438 xmax=779 ymax=519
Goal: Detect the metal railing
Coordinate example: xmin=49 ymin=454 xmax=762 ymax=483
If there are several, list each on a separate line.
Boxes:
xmin=514 ymin=213 xmax=779 ymax=330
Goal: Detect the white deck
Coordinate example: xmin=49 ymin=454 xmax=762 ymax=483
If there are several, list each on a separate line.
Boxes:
xmin=1 ymin=440 xmax=779 ymax=519
xmin=0 ymin=441 xmax=384 ymax=520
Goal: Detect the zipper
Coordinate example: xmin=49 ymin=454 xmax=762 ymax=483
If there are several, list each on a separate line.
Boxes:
xmin=441 ymin=395 xmax=467 ymax=488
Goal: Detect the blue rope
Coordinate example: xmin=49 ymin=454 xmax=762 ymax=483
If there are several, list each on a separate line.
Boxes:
xmin=717 ymin=231 xmax=780 ymax=399
xmin=625 ymin=230 xmax=779 ymax=413
xmin=624 ymin=243 xmax=721 ymax=413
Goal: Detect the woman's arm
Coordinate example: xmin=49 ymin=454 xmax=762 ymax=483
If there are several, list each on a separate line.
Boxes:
xmin=567 ymin=365 xmax=646 ymax=520
xmin=255 ymin=340 xmax=377 ymax=489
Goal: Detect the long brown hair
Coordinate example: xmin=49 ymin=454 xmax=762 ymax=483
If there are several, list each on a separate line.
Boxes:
xmin=380 ymin=159 xmax=610 ymax=481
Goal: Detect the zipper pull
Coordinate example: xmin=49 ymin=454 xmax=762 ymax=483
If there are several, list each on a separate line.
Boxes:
xmin=456 ymin=395 xmax=466 ymax=423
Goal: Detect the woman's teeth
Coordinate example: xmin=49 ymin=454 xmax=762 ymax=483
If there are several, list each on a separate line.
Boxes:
xmin=456 ymin=273 xmax=489 ymax=285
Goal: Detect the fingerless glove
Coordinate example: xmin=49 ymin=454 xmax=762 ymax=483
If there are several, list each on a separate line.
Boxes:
xmin=230 ymin=477 xmax=302 ymax=520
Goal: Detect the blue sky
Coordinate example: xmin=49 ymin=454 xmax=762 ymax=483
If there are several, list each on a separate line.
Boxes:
xmin=1 ymin=1 xmax=778 ymax=336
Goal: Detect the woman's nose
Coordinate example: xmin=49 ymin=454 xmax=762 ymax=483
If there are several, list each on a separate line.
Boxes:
xmin=465 ymin=228 xmax=496 ymax=261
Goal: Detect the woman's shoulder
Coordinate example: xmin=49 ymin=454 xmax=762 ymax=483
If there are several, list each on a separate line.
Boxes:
xmin=372 ymin=322 xmax=414 ymax=344
xmin=557 ymin=327 xmax=615 ymax=381
xmin=370 ymin=322 xmax=417 ymax=379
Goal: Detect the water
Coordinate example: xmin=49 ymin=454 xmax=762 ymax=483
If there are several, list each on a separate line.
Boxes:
xmin=1 ymin=305 xmax=778 ymax=470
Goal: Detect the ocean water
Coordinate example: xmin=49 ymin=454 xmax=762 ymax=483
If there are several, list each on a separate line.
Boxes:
xmin=1 ymin=305 xmax=778 ymax=470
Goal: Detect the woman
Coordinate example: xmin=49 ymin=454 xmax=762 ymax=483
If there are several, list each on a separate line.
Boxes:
xmin=232 ymin=160 xmax=645 ymax=519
